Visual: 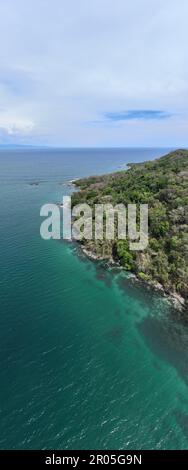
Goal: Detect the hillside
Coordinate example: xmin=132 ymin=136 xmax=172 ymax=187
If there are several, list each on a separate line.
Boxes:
xmin=72 ymin=149 xmax=188 ymax=306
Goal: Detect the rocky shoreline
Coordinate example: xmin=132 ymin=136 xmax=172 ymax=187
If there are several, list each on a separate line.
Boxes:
xmin=80 ymin=246 xmax=185 ymax=311
xmin=70 ymin=150 xmax=188 ymax=314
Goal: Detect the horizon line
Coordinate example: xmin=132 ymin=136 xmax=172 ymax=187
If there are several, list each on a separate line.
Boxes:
xmin=0 ymin=144 xmax=182 ymax=150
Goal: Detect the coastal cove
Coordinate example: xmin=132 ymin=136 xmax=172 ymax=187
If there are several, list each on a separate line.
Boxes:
xmin=0 ymin=148 xmax=188 ymax=450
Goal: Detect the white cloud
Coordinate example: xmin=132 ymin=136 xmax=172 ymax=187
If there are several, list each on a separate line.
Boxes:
xmin=0 ymin=0 xmax=188 ymax=146
xmin=0 ymin=116 xmax=35 ymax=135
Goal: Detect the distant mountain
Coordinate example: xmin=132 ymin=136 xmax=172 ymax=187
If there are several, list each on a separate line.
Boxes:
xmin=0 ymin=144 xmax=50 ymax=150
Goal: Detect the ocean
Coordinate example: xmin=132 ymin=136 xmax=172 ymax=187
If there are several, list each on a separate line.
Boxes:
xmin=0 ymin=147 xmax=188 ymax=450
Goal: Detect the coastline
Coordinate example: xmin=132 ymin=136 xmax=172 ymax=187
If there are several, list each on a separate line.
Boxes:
xmin=2 ymin=148 xmax=188 ymax=450
xmin=78 ymin=245 xmax=185 ymax=311
xmin=69 ymin=151 xmax=187 ymax=310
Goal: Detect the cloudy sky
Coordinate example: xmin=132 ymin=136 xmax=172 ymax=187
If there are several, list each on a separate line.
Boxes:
xmin=0 ymin=0 xmax=188 ymax=147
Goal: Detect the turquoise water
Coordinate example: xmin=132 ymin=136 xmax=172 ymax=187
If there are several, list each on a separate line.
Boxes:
xmin=0 ymin=148 xmax=188 ymax=450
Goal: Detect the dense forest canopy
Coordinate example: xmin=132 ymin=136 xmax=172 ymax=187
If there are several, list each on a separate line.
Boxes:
xmin=72 ymin=149 xmax=188 ymax=305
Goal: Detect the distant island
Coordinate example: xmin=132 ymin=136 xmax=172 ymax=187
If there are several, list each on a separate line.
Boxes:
xmin=72 ymin=149 xmax=188 ymax=309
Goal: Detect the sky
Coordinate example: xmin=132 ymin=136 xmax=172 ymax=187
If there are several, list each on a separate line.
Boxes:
xmin=0 ymin=0 xmax=188 ymax=147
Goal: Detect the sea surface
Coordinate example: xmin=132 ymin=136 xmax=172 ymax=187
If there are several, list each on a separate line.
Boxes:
xmin=0 ymin=148 xmax=188 ymax=450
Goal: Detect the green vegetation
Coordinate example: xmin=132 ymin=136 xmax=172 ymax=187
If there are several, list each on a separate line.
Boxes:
xmin=72 ymin=149 xmax=188 ymax=305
